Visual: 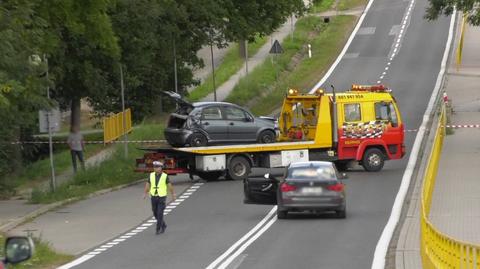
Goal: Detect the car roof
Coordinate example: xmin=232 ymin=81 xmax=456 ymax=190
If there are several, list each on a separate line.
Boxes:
xmin=192 ymin=101 xmax=238 ymax=107
xmin=289 ymin=161 xmax=333 ymax=168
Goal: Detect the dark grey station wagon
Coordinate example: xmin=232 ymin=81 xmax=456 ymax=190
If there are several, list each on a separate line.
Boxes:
xmin=163 ymin=91 xmax=277 ymax=147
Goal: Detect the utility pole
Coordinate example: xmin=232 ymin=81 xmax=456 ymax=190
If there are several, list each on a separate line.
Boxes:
xmin=44 ymin=54 xmax=56 ymax=192
xmin=173 ymin=37 xmax=179 ymax=108
xmin=120 ymin=64 xmax=128 ymax=158
xmin=210 ymin=42 xmax=217 ymax=101
xmin=245 ymin=40 xmax=249 ymax=75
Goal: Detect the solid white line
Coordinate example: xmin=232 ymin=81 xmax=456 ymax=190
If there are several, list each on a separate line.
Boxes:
xmin=217 ymin=216 xmax=278 ymax=269
xmin=310 ymin=0 xmax=376 ymax=92
xmin=370 ymin=10 xmax=456 ymax=269
xmin=205 ymin=207 xmax=277 ymax=269
xmin=57 ymin=254 xmax=96 ymax=269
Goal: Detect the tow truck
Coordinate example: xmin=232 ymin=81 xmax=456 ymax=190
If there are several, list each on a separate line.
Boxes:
xmin=135 ymin=85 xmax=405 ymax=180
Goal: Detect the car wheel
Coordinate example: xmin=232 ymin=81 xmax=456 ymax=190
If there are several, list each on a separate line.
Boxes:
xmin=277 ymin=209 xmax=288 ymax=219
xmin=197 ymin=171 xmax=223 ymax=181
xmin=334 ymin=161 xmax=349 ymax=171
xmin=227 ymin=156 xmax=251 ymax=180
xmin=258 ymin=130 xmax=275 ymax=143
xmin=335 ymin=208 xmax=346 ymax=219
xmin=189 ymin=133 xmax=207 ymax=147
xmin=362 ymin=148 xmax=385 ymax=172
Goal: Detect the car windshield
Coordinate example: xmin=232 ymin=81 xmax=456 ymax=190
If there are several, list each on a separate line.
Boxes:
xmin=287 ymin=166 xmax=337 ymax=181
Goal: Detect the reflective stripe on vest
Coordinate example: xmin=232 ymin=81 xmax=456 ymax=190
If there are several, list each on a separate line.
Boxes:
xmin=149 ymin=172 xmax=167 ymax=197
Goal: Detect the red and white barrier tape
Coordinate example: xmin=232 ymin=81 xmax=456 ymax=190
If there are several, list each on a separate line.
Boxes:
xmin=2 ymin=125 xmax=479 ymax=145
xmin=3 ymin=140 xmax=167 ymax=145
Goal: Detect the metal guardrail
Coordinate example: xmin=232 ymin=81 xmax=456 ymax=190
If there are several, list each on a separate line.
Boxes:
xmin=103 ymin=109 xmax=132 ymax=144
xmin=420 ymin=105 xmax=480 ymax=268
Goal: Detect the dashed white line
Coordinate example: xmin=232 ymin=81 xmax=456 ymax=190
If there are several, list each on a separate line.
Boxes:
xmin=56 ymin=180 xmax=205 ymax=268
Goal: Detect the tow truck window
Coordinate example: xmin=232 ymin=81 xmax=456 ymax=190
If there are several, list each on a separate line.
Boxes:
xmin=202 ymin=106 xmax=222 ymax=120
xmin=344 ymin=103 xmax=361 ymax=122
xmin=225 ymin=106 xmax=247 ymax=121
xmin=375 ymin=102 xmax=398 ymax=127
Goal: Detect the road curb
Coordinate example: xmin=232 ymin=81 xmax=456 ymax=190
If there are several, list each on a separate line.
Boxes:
xmin=0 ymin=179 xmax=146 ymax=233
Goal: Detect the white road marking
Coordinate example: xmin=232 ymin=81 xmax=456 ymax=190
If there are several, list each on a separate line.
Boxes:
xmin=170 ymin=202 xmax=181 ymax=206
xmin=88 ymin=251 xmax=101 ymax=255
xmin=357 ymin=27 xmax=376 ymax=35
xmin=343 ymin=53 xmax=360 ymax=59
xmin=113 ymin=238 xmax=126 ymax=242
xmin=371 ymin=9 xmax=456 ymax=269
xmin=94 ymin=248 xmax=107 ymax=252
xmin=57 ymin=255 xmax=95 ymax=269
xmin=106 ymin=242 xmax=119 ymax=245
xmin=206 ymin=207 xmax=277 ymax=269
xmin=311 ymin=0 xmax=376 ymax=92
xmin=180 ymin=195 xmax=190 ymax=199
xmin=175 ymin=199 xmax=186 ymax=202
xmin=166 ymin=205 xmax=176 ymax=209
xmin=101 ymin=245 xmax=114 ymax=248
xmin=217 ymin=216 xmax=278 ymax=269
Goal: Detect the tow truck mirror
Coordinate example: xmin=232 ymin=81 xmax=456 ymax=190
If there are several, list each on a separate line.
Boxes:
xmin=4 ymin=236 xmax=34 ymax=265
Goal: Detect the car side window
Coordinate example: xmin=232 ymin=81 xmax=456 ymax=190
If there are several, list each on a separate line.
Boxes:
xmin=224 ymin=106 xmax=247 ymax=121
xmin=344 ymin=103 xmax=361 ymax=122
xmin=202 ymin=106 xmax=222 ymax=120
xmin=375 ymin=102 xmax=398 ymax=127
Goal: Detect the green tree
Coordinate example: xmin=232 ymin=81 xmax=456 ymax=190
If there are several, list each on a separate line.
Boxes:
xmin=36 ymin=0 xmax=120 ymax=130
xmin=426 ymin=0 xmax=480 ymax=25
xmin=0 ymin=0 xmax=51 ymax=187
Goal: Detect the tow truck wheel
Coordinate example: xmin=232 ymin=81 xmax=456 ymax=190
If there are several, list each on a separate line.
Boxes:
xmin=227 ymin=156 xmax=251 ymax=180
xmin=362 ymin=148 xmax=385 ymax=172
xmin=197 ymin=171 xmax=223 ymax=181
xmin=189 ymin=133 xmax=207 ymax=147
xmin=258 ymin=130 xmax=275 ymax=143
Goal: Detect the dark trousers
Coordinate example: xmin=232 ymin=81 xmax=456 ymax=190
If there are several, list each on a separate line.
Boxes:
xmin=71 ymin=150 xmax=85 ymax=173
xmin=151 ymin=196 xmax=166 ymax=231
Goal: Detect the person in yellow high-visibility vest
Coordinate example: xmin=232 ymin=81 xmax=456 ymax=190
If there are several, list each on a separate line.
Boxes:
xmin=144 ymin=161 xmax=176 ymax=234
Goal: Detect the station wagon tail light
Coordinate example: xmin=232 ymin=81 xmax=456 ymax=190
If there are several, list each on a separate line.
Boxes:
xmin=327 ymin=183 xmax=345 ymax=192
xmin=280 ymin=182 xmax=297 ymax=192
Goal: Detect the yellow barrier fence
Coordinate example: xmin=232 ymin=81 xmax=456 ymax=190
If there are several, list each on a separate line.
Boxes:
xmin=456 ymin=14 xmax=467 ymax=70
xmin=103 ymin=108 xmax=132 ymax=144
xmin=421 ymin=105 xmax=480 ymax=268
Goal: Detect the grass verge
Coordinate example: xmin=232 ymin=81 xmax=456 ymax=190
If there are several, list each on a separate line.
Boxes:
xmin=188 ymin=35 xmax=267 ymax=102
xmin=225 ymin=15 xmax=357 ymax=115
xmin=1 ymin=132 xmax=105 ymax=198
xmin=0 ymin=234 xmax=73 ymax=269
xmin=29 ymin=123 xmax=164 ymax=204
xmin=311 ymin=0 xmax=335 ymax=13
xmin=338 ymin=0 xmax=368 ymax=10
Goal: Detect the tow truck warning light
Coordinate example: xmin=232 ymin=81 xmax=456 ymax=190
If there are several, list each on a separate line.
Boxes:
xmin=351 ymin=84 xmax=391 ymax=92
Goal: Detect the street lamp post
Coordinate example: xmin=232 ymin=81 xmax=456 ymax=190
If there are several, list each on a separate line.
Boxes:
xmin=210 ymin=42 xmax=217 ymax=101
xmin=119 ymin=64 xmax=128 ymax=158
xmin=43 ymin=54 xmax=56 ymax=192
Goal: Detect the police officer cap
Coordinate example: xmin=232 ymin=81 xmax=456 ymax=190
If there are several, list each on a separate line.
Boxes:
xmin=153 ymin=161 xmax=164 ymax=167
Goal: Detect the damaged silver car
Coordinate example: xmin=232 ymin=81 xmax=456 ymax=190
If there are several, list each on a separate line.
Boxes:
xmin=163 ymin=91 xmax=277 ymax=147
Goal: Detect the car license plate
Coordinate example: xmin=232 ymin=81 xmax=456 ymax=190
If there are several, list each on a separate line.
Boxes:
xmin=302 ymin=187 xmax=323 ymax=194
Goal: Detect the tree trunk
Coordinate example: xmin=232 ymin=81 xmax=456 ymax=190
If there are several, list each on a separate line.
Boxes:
xmin=70 ymin=98 xmax=81 ymax=131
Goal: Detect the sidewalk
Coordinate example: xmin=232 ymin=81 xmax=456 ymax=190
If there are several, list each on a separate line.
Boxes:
xmin=429 ymin=23 xmax=480 ymax=244
xmin=6 ymin=177 xmax=192 ymax=255
xmin=394 ymin=19 xmax=480 ymax=269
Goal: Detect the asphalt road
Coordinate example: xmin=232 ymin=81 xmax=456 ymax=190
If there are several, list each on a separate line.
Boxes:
xmin=67 ymin=0 xmax=451 ymax=268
